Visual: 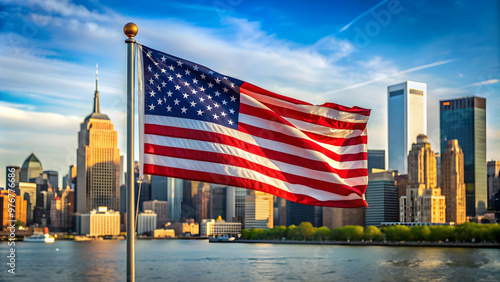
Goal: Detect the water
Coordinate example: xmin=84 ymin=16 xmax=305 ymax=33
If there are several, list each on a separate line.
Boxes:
xmin=5 ymin=240 xmax=500 ymax=281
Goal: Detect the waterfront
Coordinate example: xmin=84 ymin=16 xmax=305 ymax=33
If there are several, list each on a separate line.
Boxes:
xmin=6 ymin=240 xmax=500 ymax=281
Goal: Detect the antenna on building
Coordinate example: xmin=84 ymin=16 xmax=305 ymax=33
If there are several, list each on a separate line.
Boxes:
xmin=95 ymin=63 xmax=99 ymax=92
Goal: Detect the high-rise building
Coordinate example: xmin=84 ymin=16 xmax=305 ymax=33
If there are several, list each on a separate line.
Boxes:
xmin=19 ymin=153 xmax=43 ymax=183
xmin=388 ymin=81 xmax=427 ymax=174
xmin=441 ymin=140 xmax=466 ymax=224
xmin=14 ymin=182 xmax=36 ymax=225
xmin=487 ymin=161 xmax=500 ymax=209
xmin=181 ymin=181 xmax=210 ymax=223
xmin=150 ymin=175 xmax=168 ymax=202
xmin=322 ymin=207 xmax=365 ymax=230
xmin=440 ymin=96 xmax=487 ymax=216
xmin=60 ymin=188 xmax=74 ymax=230
xmin=210 ymin=185 xmax=227 ymax=220
xmin=137 ymin=210 xmax=157 ymax=235
xmin=5 ymin=165 xmax=20 ymax=188
xmin=77 ymin=206 xmax=120 ymax=236
xmin=226 ymin=187 xmax=247 ymax=224
xmin=244 ymin=191 xmax=273 ymax=229
xmin=365 ymin=169 xmax=398 ymax=226
xmin=76 ymin=70 xmax=120 ymax=213
xmin=400 ymin=135 xmax=445 ymax=223
xmin=368 ymin=150 xmax=386 ymax=171
xmin=50 ymin=196 xmax=63 ymax=229
xmin=286 ymin=201 xmax=323 ymax=227
xmin=143 ymin=200 xmax=168 ymax=226
xmin=0 ymin=190 xmax=27 ymax=229
xmin=43 ymin=170 xmax=58 ymax=190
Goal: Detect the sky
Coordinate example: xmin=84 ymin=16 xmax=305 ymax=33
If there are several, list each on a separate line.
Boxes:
xmin=0 ymin=0 xmax=499 ymax=188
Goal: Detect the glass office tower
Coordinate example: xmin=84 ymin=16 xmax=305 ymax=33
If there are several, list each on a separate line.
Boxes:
xmin=440 ymin=96 xmax=487 ymax=216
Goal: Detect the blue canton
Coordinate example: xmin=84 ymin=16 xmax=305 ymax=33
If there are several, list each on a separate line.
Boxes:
xmin=141 ymin=45 xmax=242 ymax=130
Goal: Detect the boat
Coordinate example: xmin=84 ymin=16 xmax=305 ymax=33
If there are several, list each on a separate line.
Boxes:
xmin=24 ymin=233 xmax=55 ymax=243
xmin=209 ymin=235 xmax=236 ymax=242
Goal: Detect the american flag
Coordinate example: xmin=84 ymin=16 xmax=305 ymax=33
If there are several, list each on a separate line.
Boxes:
xmin=138 ymin=44 xmax=370 ymax=208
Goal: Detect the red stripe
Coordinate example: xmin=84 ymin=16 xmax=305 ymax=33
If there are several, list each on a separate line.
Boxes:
xmin=241 ymin=92 xmax=367 ymax=131
xmin=145 ymin=143 xmax=366 ymax=196
xmin=144 ymin=164 xmax=368 ymax=208
xmin=241 ymin=82 xmax=371 ymax=116
xmin=144 ymin=123 xmax=367 ymax=173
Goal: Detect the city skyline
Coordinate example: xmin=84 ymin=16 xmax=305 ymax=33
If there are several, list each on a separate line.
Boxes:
xmin=0 ymin=0 xmax=499 ymax=187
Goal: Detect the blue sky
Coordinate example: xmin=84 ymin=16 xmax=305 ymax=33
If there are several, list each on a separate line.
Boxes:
xmin=0 ymin=0 xmax=498 ymax=187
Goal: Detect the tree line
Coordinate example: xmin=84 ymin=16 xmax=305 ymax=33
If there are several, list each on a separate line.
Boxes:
xmin=240 ymin=222 xmax=500 ymax=243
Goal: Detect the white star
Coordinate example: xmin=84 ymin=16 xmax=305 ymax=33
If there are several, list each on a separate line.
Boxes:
xmin=161 ymin=56 xmax=167 ymax=62
xmin=200 ymin=73 xmax=206 ymax=79
xmin=183 ymin=93 xmax=189 ymax=99
xmin=149 ymin=90 xmax=156 ymax=97
xmin=207 ymin=82 xmax=213 ymax=88
xmin=147 ymin=50 xmax=152 ymax=58
xmin=222 ymin=87 xmax=228 ymax=93
xmin=185 ymin=69 xmax=191 ymax=75
xmin=149 ymin=78 xmax=154 ymax=85
xmin=166 ymin=105 xmax=172 ymax=112
xmin=168 ymin=75 xmax=173 ymax=81
xmin=167 ymin=90 xmax=173 ymax=97
xmin=221 ymin=112 xmax=227 ymax=117
xmin=154 ymin=73 xmax=159 ymax=79
xmin=161 ymin=68 xmax=166 ymax=73
xmin=175 ymin=85 xmax=181 ymax=91
xmin=197 ymin=109 xmax=203 ymax=115
xmin=208 ymin=70 xmax=214 ymax=75
xmin=168 ymin=65 xmax=175 ymax=71
xmin=214 ymin=91 xmax=220 ymax=97
xmin=176 ymin=73 xmax=182 ymax=79
xmin=161 ymin=81 xmax=167 ymax=87
xmin=213 ymin=114 xmax=219 ymax=120
xmin=193 ymin=65 xmax=199 ymax=71
xmin=230 ymin=96 xmax=236 ymax=102
xmin=177 ymin=60 xmax=183 ymax=67
xmin=207 ymin=95 xmax=212 ymax=100
xmin=215 ymin=78 xmax=221 ymax=84
xmin=207 ymin=105 xmax=212 ymax=111
xmin=149 ymin=104 xmax=155 ymax=110
xmin=181 ymin=107 xmax=187 ymax=113
xmin=230 ymin=82 xmax=235 ymax=88
xmin=229 ymin=109 xmax=235 ymax=114
xmin=199 ymin=97 xmax=205 ymax=102
xmin=228 ymin=120 xmax=234 ymax=125
xmin=222 ymin=100 xmax=228 ymax=105
xmin=154 ymin=61 xmax=159 ymax=67
xmin=157 ymin=85 xmax=161 ymax=91
xmin=200 ymin=87 xmax=205 ymax=92
xmin=184 ymin=81 xmax=190 ymax=86
xmin=174 ymin=99 xmax=180 ymax=105
xmin=148 ymin=65 xmax=152 ymax=72
xmin=190 ymin=101 xmax=196 ymax=107
xmin=193 ymin=78 xmax=198 ymax=84
xmin=191 ymin=89 xmax=197 ymax=95
xmin=157 ymin=98 xmax=162 ymax=105
xmin=214 ymin=103 xmax=220 ymax=108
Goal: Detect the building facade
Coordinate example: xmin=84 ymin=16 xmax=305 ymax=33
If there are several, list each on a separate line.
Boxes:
xmin=441 ymin=140 xmax=466 ymax=224
xmin=14 ymin=182 xmax=36 ymax=225
xmin=137 ymin=210 xmax=157 ymax=235
xmin=0 ymin=190 xmax=27 ymax=229
xmin=440 ymin=96 xmax=487 ymax=216
xmin=245 ymin=191 xmax=273 ymax=230
xmin=322 ymin=207 xmax=365 ymax=230
xmin=78 ymin=207 xmax=120 ymax=236
xmin=200 ymin=218 xmax=242 ymax=236
xmin=487 ymin=161 xmax=500 ymax=209
xmin=20 ymin=153 xmax=43 ymax=183
xmin=368 ymin=150 xmax=386 ymax=171
xmin=76 ymin=73 xmax=120 ymax=213
xmin=388 ymin=81 xmax=427 ymax=174
xmin=143 ymin=200 xmax=168 ymax=226
xmin=365 ymin=169 xmax=399 ymax=226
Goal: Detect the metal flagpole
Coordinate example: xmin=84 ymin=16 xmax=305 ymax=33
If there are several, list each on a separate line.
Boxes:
xmin=124 ymin=22 xmax=138 ymax=282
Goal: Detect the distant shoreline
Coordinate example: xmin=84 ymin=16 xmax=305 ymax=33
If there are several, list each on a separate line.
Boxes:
xmin=211 ymin=239 xmax=500 ymax=249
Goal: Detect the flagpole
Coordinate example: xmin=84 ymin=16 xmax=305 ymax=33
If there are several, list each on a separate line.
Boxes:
xmin=124 ymin=22 xmax=138 ymax=282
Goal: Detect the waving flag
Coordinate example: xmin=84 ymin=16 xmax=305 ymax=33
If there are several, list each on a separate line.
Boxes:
xmin=138 ymin=44 xmax=370 ymax=208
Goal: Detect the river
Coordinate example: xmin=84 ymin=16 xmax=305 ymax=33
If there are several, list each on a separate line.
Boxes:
xmin=5 ymin=240 xmax=500 ymax=281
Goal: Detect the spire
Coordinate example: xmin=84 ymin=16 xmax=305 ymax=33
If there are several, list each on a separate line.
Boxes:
xmin=93 ymin=64 xmax=101 ymax=113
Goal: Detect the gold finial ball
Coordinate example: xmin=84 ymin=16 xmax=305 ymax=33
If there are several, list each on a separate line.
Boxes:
xmin=123 ymin=22 xmax=138 ymax=38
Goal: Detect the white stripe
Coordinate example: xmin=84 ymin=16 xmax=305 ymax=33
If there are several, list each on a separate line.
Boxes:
xmin=144 ymin=134 xmax=367 ymax=186
xmin=144 ymin=115 xmax=367 ymax=170
xmin=240 ymin=88 xmax=369 ymax=123
xmin=143 ymin=154 xmax=363 ymax=201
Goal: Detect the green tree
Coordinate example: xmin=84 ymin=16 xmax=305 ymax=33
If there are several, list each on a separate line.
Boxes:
xmin=339 ymin=225 xmax=364 ymax=241
xmin=410 ymin=226 xmax=431 ymax=241
xmin=455 ymin=222 xmax=478 ymax=242
xmin=249 ymin=228 xmax=266 ymax=240
xmin=241 ymin=229 xmax=250 ymax=239
xmin=364 ymin=226 xmax=383 ymax=241
xmin=286 ymin=225 xmax=301 ymax=240
xmin=313 ymin=226 xmax=332 ymax=241
xmin=383 ymin=225 xmax=410 ymax=241
xmin=489 ymin=224 xmax=500 ymax=242
xmin=298 ymin=222 xmax=315 ymax=240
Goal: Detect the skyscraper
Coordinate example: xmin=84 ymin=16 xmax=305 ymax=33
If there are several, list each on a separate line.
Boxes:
xmin=440 ymin=96 xmax=487 ymax=216
xmin=365 ymin=169 xmax=398 ymax=226
xmin=5 ymin=165 xmax=20 ymax=188
xmin=19 ymin=153 xmax=43 ymax=183
xmin=286 ymin=200 xmax=323 ymax=227
xmin=388 ymin=81 xmax=427 ymax=174
xmin=441 ymin=140 xmax=466 ymax=224
xmin=367 ymin=150 xmax=386 ymax=172
xmin=76 ymin=69 xmax=120 ymax=213
xmin=245 ymin=191 xmax=273 ymax=229
xmin=487 ymin=161 xmax=500 ymax=209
